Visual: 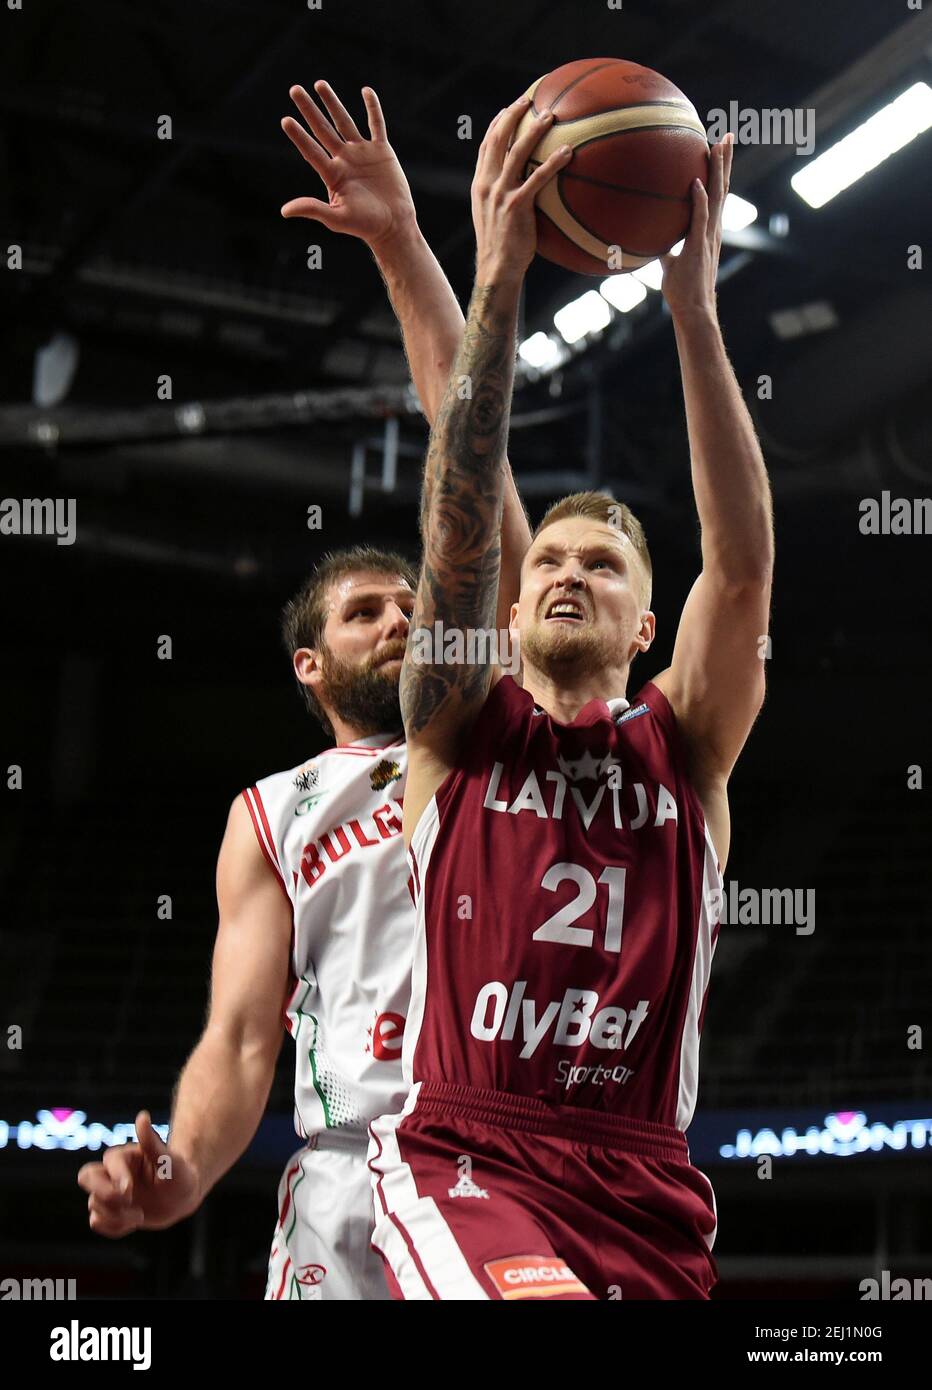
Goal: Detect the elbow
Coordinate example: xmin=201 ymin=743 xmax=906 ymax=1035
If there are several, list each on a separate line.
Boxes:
xmin=706 ymin=539 xmax=774 ymax=593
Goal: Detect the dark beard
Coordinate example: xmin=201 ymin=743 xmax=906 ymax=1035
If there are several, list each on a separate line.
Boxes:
xmin=319 ymin=642 xmax=404 ymax=738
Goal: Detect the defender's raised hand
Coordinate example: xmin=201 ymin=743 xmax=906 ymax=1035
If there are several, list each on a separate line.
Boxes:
xmin=660 ymin=133 xmax=734 ymax=320
xmin=472 ymin=95 xmax=571 ymax=284
xmin=281 ymin=82 xmax=416 ymax=248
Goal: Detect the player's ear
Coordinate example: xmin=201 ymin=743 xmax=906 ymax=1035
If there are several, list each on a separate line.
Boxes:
xmin=294 ymin=646 xmax=320 ymax=692
xmin=508 ymin=600 xmax=520 ymax=632
xmin=633 ymin=611 xmax=655 ymax=655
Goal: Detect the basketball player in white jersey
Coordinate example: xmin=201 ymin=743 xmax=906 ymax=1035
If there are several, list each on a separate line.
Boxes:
xmin=76 ymin=80 xmax=533 ymax=1300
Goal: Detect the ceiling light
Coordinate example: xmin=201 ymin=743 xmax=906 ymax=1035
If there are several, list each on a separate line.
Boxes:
xmin=553 ymin=290 xmax=612 ymax=344
xmin=791 ymin=81 xmax=932 ymax=209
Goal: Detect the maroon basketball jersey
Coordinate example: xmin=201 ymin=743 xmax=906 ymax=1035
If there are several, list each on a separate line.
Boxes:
xmin=403 ymin=675 xmax=723 ymax=1129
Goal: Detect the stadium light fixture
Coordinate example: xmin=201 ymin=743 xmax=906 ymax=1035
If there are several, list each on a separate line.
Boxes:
xmin=518 ymin=332 xmax=563 ymax=370
xmin=722 ymin=193 xmax=758 ymax=231
xmin=553 ymin=290 xmax=612 ymax=344
xmin=791 ymin=81 xmax=932 ymax=209
xmin=599 ymin=275 xmax=648 ymax=313
xmin=632 ymin=259 xmax=665 ymax=291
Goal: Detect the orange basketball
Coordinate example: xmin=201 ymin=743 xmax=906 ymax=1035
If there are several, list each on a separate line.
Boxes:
xmin=513 ymin=57 xmax=710 ymax=275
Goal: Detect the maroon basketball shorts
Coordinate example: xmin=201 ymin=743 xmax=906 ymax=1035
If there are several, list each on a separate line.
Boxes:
xmin=367 ymin=1081 xmax=718 ymax=1300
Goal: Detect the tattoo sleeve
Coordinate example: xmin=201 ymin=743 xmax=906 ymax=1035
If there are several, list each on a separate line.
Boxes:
xmin=402 ymin=281 xmax=519 ymax=741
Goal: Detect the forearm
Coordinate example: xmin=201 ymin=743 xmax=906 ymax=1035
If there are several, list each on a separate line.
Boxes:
xmin=402 ymin=277 xmax=520 ymax=734
xmin=372 ymin=224 xmax=464 ymax=425
xmin=373 ymin=226 xmax=532 ymax=614
xmin=672 ymin=309 xmax=774 ymax=584
xmin=168 ymin=1028 xmax=276 ymax=1201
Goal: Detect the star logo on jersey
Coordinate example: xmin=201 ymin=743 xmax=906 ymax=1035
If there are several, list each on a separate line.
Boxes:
xmin=370 ymin=759 xmax=401 ymax=792
xmin=555 ymin=749 xmax=620 ymax=783
xmin=292 ymin=764 xmax=319 ymax=794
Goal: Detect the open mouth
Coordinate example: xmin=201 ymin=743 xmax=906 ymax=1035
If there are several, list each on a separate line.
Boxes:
xmin=544 ymin=599 xmax=586 ymax=624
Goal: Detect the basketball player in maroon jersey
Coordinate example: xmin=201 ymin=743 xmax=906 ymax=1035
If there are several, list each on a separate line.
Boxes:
xmin=368 ymin=99 xmax=774 ymax=1298
xmin=77 ymin=81 xmax=533 ymax=1299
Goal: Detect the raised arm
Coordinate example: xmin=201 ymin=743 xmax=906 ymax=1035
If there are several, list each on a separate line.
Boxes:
xmin=400 ymin=98 xmax=571 ymax=837
xmin=651 ymin=135 xmax=774 ymax=867
xmin=280 ymin=81 xmax=532 ymax=633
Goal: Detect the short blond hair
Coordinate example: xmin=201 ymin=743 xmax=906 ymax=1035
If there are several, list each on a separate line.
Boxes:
xmin=533 ymin=491 xmax=652 ymax=607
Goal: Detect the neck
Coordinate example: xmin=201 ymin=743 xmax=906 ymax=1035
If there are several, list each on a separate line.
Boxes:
xmin=329 ymin=715 xmax=400 ymax=748
xmin=520 ymin=661 xmax=632 ymax=725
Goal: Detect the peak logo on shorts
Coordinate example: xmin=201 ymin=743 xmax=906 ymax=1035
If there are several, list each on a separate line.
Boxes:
xmin=485 ymin=1256 xmax=590 ymax=1300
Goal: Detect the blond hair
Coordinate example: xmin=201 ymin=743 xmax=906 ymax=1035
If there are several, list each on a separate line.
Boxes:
xmin=533 ymin=491 xmax=652 ymax=607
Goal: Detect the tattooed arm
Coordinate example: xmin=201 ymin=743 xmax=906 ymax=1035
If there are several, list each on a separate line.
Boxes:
xmin=401 ymin=96 xmax=571 ymax=840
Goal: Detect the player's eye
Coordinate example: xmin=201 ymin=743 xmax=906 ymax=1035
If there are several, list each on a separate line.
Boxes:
xmin=350 ymin=607 xmax=375 ymax=619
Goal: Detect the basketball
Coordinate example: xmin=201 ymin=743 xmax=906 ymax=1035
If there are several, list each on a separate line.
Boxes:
xmin=512 ymin=57 xmax=710 ymax=275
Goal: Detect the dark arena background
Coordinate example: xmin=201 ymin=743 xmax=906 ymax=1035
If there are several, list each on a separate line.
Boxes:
xmin=1 ymin=0 xmax=931 ymax=1348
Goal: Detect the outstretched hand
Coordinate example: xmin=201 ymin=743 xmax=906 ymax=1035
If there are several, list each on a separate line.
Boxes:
xmin=281 ymin=81 xmax=416 ymax=249
xmin=660 ymin=133 xmax=734 ymax=320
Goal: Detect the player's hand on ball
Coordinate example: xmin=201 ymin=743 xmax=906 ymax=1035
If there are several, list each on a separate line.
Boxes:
xmin=660 ymin=133 xmax=733 ymax=320
xmin=281 ymin=81 xmax=416 ymax=249
xmin=77 ymin=1110 xmax=201 ymax=1237
xmin=472 ymin=95 xmax=572 ymax=284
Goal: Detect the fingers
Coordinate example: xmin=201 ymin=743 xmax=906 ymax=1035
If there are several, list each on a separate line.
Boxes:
xmin=288 ymin=84 xmax=342 ymax=158
xmin=78 ymin=1164 xmax=123 ymax=1199
xmin=280 ymin=195 xmax=343 ymax=226
xmin=478 ymin=93 xmax=532 ymax=178
xmin=135 ymin=1110 xmax=166 ymax=1164
xmin=687 ymin=177 xmax=709 ymax=244
xmin=80 ymin=1161 xmax=145 ymax=1234
xmin=88 ymin=1195 xmax=145 ymax=1238
xmin=501 ymin=107 xmax=555 ymax=186
xmin=101 ymin=1142 xmax=143 ymax=1198
xmin=706 ymin=139 xmax=724 ymax=214
xmin=518 ymin=143 xmax=573 ymax=202
xmin=361 ymin=86 xmax=387 ymax=142
xmin=313 ymin=79 xmax=363 ymax=142
xmin=281 ymin=115 xmax=331 ymax=181
xmin=707 ymin=134 xmax=732 ymax=220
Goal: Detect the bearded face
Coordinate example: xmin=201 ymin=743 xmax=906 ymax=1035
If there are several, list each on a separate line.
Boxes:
xmin=317 ymin=637 xmax=407 ymax=736
xmin=519 ymin=605 xmax=620 ymax=681
xmin=513 ymin=517 xmax=653 ymax=685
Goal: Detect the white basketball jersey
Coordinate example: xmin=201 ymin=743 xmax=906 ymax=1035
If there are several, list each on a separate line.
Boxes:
xmin=242 ymin=734 xmax=412 ymax=1145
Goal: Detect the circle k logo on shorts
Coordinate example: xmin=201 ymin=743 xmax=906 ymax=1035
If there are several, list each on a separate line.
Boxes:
xmin=295 ymin=1264 xmax=327 ymax=1287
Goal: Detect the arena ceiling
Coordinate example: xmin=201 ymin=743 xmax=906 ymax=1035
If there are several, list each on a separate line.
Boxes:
xmin=1 ymin=0 xmax=930 ymax=533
